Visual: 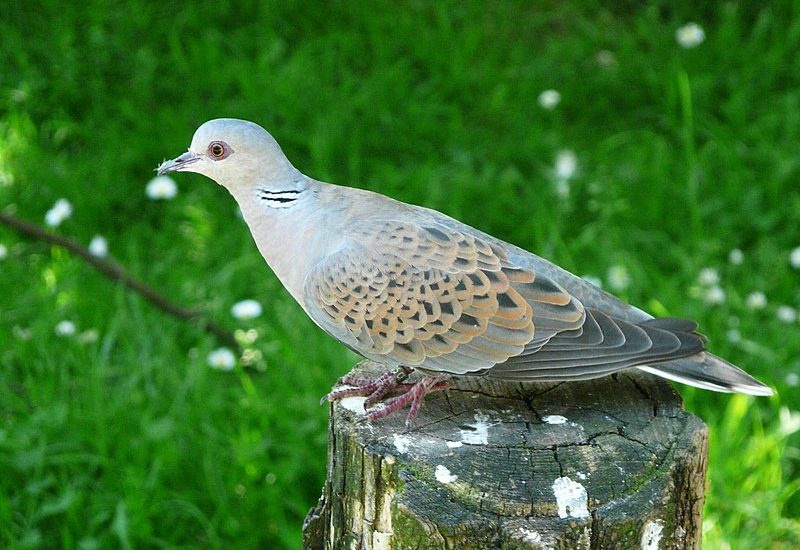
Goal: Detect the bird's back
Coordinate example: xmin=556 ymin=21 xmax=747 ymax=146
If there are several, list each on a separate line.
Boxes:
xmin=325 ymin=183 xmax=651 ymax=323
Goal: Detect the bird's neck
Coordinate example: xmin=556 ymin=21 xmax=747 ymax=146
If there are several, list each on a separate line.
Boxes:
xmin=230 ymin=178 xmax=336 ymax=308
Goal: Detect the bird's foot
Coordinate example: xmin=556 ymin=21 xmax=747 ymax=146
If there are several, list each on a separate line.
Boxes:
xmin=323 ymin=366 xmax=450 ymax=427
xmin=321 ymin=366 xmax=413 ymax=404
xmin=366 ymin=374 xmax=450 ymax=427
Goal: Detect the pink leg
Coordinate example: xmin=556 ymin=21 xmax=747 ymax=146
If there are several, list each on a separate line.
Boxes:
xmin=323 ymin=367 xmax=451 ymax=426
xmin=321 ymin=370 xmax=396 ymax=404
xmin=321 ymin=366 xmax=413 ymax=405
xmin=367 ymin=375 xmax=450 ymax=427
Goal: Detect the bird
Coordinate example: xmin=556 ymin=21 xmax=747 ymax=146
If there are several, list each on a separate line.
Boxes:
xmin=158 ymin=118 xmax=773 ymax=426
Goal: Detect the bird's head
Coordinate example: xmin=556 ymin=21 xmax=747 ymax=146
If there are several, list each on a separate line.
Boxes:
xmin=157 ymin=118 xmax=298 ymax=191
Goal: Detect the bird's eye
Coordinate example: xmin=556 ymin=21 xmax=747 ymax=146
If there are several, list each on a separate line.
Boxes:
xmin=208 ymin=141 xmax=227 ymax=160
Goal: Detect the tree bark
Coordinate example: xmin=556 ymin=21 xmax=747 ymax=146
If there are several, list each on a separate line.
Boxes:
xmin=303 ymin=361 xmax=708 ymax=549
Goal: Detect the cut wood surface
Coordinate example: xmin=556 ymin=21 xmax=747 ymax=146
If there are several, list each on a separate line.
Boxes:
xmin=303 ymin=361 xmax=708 ymax=549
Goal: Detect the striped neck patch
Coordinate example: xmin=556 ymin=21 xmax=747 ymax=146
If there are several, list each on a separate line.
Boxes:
xmin=256 ymin=188 xmax=304 ymax=209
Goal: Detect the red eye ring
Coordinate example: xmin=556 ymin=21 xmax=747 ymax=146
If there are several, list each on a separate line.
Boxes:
xmin=209 ymin=141 xmax=227 ymax=159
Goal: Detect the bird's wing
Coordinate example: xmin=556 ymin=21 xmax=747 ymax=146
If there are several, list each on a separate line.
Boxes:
xmin=302 ymin=220 xmax=707 ymax=378
xmin=301 ymin=220 xmax=585 ymax=374
xmin=487 ymin=314 xmax=706 ymax=381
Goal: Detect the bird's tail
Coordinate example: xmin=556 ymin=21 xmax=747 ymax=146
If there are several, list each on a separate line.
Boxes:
xmin=638 ymin=353 xmax=773 ymax=396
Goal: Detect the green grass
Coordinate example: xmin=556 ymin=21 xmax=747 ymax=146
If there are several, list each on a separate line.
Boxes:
xmin=1 ymin=1 xmax=799 ymax=547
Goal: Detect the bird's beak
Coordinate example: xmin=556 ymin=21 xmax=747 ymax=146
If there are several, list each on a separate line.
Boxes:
xmin=157 ymin=151 xmax=201 ymax=175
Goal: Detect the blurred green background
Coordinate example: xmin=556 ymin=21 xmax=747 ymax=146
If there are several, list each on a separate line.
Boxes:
xmin=1 ymin=1 xmax=799 ymax=548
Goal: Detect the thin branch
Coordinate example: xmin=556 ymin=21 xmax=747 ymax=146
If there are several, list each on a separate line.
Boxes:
xmin=0 ymin=211 xmax=240 ymax=351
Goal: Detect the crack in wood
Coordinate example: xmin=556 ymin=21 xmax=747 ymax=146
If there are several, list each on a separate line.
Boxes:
xmin=628 ymin=374 xmax=659 ymax=417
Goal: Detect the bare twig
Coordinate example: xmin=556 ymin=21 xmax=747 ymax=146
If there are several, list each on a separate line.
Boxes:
xmin=0 ymin=211 xmax=240 ymax=351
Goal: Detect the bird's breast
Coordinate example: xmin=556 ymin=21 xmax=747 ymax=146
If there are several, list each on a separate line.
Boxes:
xmin=237 ymin=197 xmax=341 ymax=308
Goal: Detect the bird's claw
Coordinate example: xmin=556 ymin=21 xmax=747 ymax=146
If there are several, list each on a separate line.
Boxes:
xmin=323 ymin=367 xmax=450 ymax=426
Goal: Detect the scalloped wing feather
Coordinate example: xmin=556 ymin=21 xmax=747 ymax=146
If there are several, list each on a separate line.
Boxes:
xmin=303 ymin=221 xmax=585 ymax=374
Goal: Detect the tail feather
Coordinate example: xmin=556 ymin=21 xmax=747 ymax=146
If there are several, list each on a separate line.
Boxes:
xmin=638 ymin=352 xmax=773 ymax=396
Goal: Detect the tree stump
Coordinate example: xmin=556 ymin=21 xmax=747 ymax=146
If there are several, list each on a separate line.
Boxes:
xmin=303 ymin=361 xmax=708 ymax=549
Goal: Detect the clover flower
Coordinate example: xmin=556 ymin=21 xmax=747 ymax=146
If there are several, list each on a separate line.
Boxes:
xmin=208 ymin=347 xmax=236 ymax=371
xmin=555 ymin=150 xmax=577 ymax=181
xmin=790 ymin=246 xmax=800 ymax=269
xmin=45 ymin=198 xmax=73 ymax=227
xmin=88 ymin=235 xmax=108 ymax=257
xmin=703 ymin=286 xmax=726 ymax=306
xmin=145 ymin=175 xmax=178 ymax=200
xmin=537 ymin=89 xmax=561 ymax=110
xmin=676 ymin=23 xmax=705 ymax=49
xmin=777 ymin=306 xmax=797 ymax=324
xmin=697 ymin=267 xmax=720 ymax=287
xmin=231 ymin=299 xmax=263 ymax=320
xmin=55 ymin=320 xmax=77 ymax=336
xmin=745 ymin=291 xmax=767 ymax=311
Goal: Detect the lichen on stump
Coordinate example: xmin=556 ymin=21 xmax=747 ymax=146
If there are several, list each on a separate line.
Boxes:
xmin=303 ymin=360 xmax=708 ymax=549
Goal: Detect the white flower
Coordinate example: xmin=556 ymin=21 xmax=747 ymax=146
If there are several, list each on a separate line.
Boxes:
xmin=697 ymin=267 xmax=720 ymax=286
xmin=790 ymin=247 xmax=800 ymax=269
xmin=13 ymin=326 xmax=32 ymax=341
xmin=595 ymin=50 xmax=616 ymax=67
xmin=581 ymin=275 xmax=603 ymax=288
xmin=55 ymin=320 xmax=76 ymax=337
xmin=785 ymin=372 xmax=799 ymax=387
xmin=145 ymin=175 xmax=178 ymax=200
xmin=777 ymin=305 xmax=797 ymax=324
xmin=745 ymin=291 xmax=767 ymax=310
xmin=78 ymin=329 xmax=99 ymax=344
xmin=44 ymin=198 xmax=73 ymax=227
xmin=703 ymin=285 xmax=726 ymax=305
xmin=554 ymin=150 xmax=577 ymax=181
xmin=728 ymin=248 xmax=744 ymax=265
xmin=538 ymin=89 xmax=561 ymax=110
xmin=208 ymin=347 xmax=236 ymax=371
xmin=676 ymin=22 xmax=705 ymax=49
xmin=607 ymin=265 xmax=631 ymax=291
xmin=231 ymin=299 xmax=263 ymax=320
xmin=88 ymin=235 xmax=108 ymax=257
xmin=0 ymin=243 xmax=7 ymax=260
